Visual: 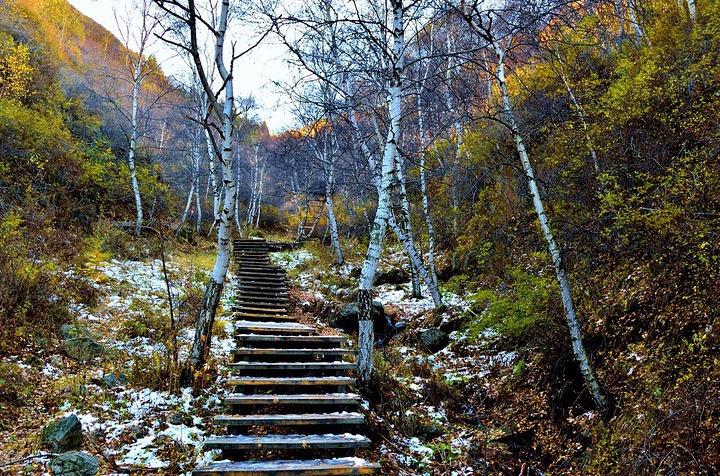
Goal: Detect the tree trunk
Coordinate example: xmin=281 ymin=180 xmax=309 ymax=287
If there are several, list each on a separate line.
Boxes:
xmin=183 ymin=0 xmax=237 ymax=381
xmin=177 ymin=180 xmax=195 ymax=234
xmin=554 ymin=52 xmax=600 ymax=174
xmin=416 ymin=79 xmax=438 ymax=289
xmin=357 ymin=0 xmax=404 ymax=385
xmin=395 ymin=154 xmax=422 ymax=298
xmin=493 ymin=43 xmax=608 ymax=413
xmin=205 ymin=127 xmax=221 ymax=230
xmin=129 ymin=61 xmax=143 ymax=236
xmin=255 ymin=162 xmax=265 ymax=229
xmin=687 ymin=0 xmax=697 ymax=23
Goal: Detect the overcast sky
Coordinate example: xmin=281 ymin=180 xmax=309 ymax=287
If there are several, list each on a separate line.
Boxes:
xmin=67 ymin=0 xmax=294 ymax=132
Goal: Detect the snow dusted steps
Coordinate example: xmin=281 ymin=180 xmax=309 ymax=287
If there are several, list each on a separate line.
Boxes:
xmin=193 ymin=457 xmax=380 ymax=475
xmin=214 ymin=412 xmax=365 ymax=427
xmin=192 ymin=238 xmax=378 ymax=475
xmin=224 ymin=393 xmax=362 ymax=406
xmin=203 ymin=434 xmax=372 ymax=451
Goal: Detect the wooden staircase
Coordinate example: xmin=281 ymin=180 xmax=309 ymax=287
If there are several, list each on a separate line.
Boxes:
xmin=193 ymin=238 xmax=380 ymax=475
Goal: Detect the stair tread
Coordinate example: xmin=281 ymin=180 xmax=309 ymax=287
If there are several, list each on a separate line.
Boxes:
xmin=235 ymin=335 xmax=345 ymax=342
xmin=234 ymin=321 xmax=313 ymax=333
xmin=193 ymin=457 xmax=380 ymax=475
xmin=227 ymin=376 xmax=355 ymax=385
xmin=204 ymin=433 xmax=371 ymax=450
xmin=225 ymin=393 xmax=361 ymax=405
xmin=214 ymin=412 xmax=364 ymax=425
xmin=229 ymin=361 xmax=355 ymax=369
xmin=231 ymin=348 xmax=355 ymax=354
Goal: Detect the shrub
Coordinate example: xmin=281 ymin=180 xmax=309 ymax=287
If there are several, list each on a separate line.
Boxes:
xmin=0 ymin=212 xmax=72 ymax=353
xmin=466 ymin=267 xmax=563 ymax=350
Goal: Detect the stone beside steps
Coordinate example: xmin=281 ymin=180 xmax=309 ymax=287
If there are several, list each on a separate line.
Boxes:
xmin=193 ymin=238 xmax=379 ymax=476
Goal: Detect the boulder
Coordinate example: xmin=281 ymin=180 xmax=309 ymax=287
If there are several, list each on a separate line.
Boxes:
xmin=100 ymin=372 xmax=127 ymax=388
xmin=41 ymin=415 xmax=83 ymax=452
xmin=60 ymin=324 xmax=91 ymax=341
xmin=328 ymin=300 xmax=390 ymax=335
xmin=419 ymin=328 xmax=449 ymax=353
xmin=49 ymin=452 xmax=99 ymax=476
xmin=60 ymin=338 xmax=104 ymax=362
xmin=373 ymin=268 xmax=409 ymax=286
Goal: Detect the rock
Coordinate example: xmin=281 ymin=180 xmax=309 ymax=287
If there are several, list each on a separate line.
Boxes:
xmin=373 ymin=268 xmax=409 ymax=286
xmin=169 ymin=412 xmax=183 ymax=425
xmin=419 ymin=328 xmax=449 ymax=353
xmin=328 ymin=301 xmax=390 ymax=335
xmin=49 ymin=452 xmax=98 ymax=476
xmin=437 ymin=315 xmax=463 ymax=334
xmin=60 ymin=338 xmax=104 ymax=362
xmin=41 ymin=415 xmax=84 ymax=452
xmin=60 ymin=324 xmax=90 ymax=341
xmin=100 ymin=372 xmax=126 ymax=387
xmin=417 ymin=423 xmax=442 ymax=440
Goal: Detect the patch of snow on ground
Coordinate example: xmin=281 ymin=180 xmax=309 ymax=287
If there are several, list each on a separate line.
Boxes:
xmin=270 ymin=249 xmax=315 ymax=269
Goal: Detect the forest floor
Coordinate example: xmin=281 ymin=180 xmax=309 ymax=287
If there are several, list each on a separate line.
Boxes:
xmin=0 ymin=242 xmax=522 ymax=475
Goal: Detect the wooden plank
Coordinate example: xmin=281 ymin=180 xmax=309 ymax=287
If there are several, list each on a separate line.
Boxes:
xmin=231 ymin=348 xmax=356 ymax=356
xmin=229 ymin=362 xmax=355 ymax=371
xmin=227 ymin=376 xmax=356 ymax=386
xmin=214 ymin=412 xmax=364 ymax=426
xmin=224 ymin=393 xmax=361 ymax=405
xmin=235 ymin=335 xmax=346 ymax=344
xmin=233 ymin=306 xmax=288 ymax=314
xmin=234 ymin=321 xmax=313 ymax=334
xmin=193 ymin=458 xmax=380 ymax=475
xmin=233 ymin=313 xmax=296 ymax=323
xmin=203 ymin=434 xmax=371 ymax=451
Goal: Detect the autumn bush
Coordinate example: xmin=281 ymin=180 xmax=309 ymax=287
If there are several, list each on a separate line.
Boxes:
xmin=0 ymin=213 xmax=72 ymax=354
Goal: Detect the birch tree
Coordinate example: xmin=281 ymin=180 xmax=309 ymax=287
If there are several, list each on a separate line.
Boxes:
xmin=456 ymin=0 xmax=608 ymax=413
xmin=154 ymin=0 xmax=262 ymax=380
xmin=112 ymin=0 xmax=161 ymax=235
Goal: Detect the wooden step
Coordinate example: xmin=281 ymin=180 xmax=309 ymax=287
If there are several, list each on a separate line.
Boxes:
xmin=214 ymin=412 xmax=364 ymax=427
xmin=234 ymin=321 xmax=313 ymax=335
xmin=229 ymin=362 xmax=355 ymax=372
xmin=225 ymin=393 xmax=361 ymax=406
xmin=236 ymin=272 xmax=286 ymax=279
xmin=203 ymin=434 xmax=371 ymax=451
xmin=235 ymin=265 xmax=283 ymax=273
xmin=234 ymin=313 xmax=296 ymax=323
xmin=193 ymin=457 xmax=380 ymax=475
xmin=233 ymin=297 xmax=290 ymax=306
xmin=233 ymin=305 xmax=288 ymax=314
xmin=235 ymin=335 xmax=346 ymax=345
xmin=231 ymin=348 xmax=356 ymax=357
xmin=227 ymin=376 xmax=356 ymax=386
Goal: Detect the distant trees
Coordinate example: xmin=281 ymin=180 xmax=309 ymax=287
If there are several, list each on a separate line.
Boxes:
xmin=108 ymin=0 xmax=161 ymax=235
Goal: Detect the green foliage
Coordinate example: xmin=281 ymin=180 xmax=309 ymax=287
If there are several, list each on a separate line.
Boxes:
xmin=466 ymin=267 xmax=562 ymax=350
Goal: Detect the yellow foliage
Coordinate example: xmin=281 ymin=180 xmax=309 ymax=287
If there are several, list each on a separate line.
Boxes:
xmin=0 ymin=33 xmax=33 ymax=102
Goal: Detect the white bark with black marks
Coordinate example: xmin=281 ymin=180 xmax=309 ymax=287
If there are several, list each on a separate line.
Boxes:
xmin=493 ymin=41 xmax=607 ymax=414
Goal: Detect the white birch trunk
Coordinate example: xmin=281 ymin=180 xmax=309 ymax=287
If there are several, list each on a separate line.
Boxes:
xmin=493 ymin=43 xmax=607 ymax=413
xmin=687 ymin=0 xmax=697 ymax=23
xmin=555 ymin=53 xmax=600 ymax=174
xmin=255 ymin=163 xmax=265 ymax=229
xmin=325 ymin=163 xmax=344 ymax=265
xmin=627 ymin=0 xmax=644 ymax=46
xmin=129 ymin=60 xmax=143 ymax=236
xmin=178 ymin=181 xmax=195 ymax=233
xmin=187 ymin=0 xmax=237 ymax=374
xmin=416 ymin=78 xmax=439 ymax=290
xmin=395 ymin=154 xmax=422 ymax=298
xmin=357 ymin=0 xmax=405 ymax=385
xmin=205 ymin=127 xmax=221 ymax=228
